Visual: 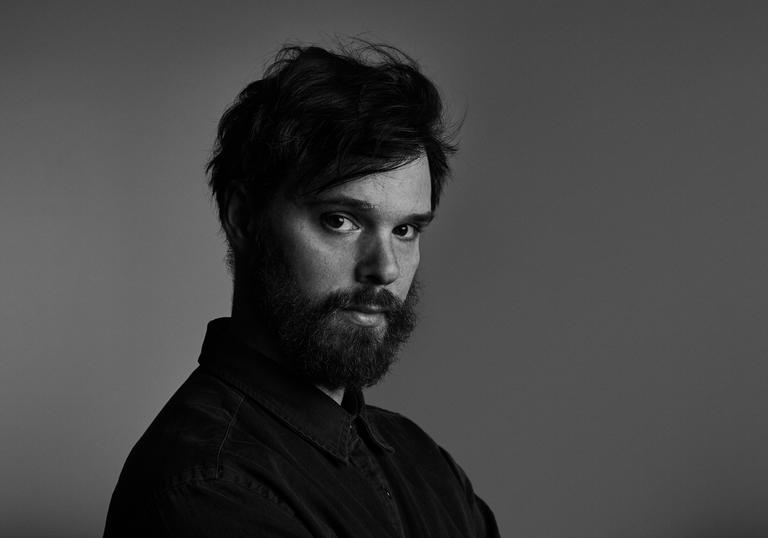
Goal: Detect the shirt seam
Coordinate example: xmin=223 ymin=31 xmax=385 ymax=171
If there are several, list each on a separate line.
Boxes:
xmin=216 ymin=393 xmax=246 ymax=477
xmin=153 ymin=474 xmax=299 ymax=526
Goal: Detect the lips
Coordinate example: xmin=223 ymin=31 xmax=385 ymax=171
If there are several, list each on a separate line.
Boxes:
xmin=342 ymin=305 xmax=388 ymax=327
xmin=346 ymin=304 xmax=389 ymax=315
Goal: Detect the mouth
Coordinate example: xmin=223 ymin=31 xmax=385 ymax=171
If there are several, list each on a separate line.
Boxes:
xmin=342 ymin=306 xmax=388 ymax=327
xmin=347 ymin=304 xmax=389 ymax=314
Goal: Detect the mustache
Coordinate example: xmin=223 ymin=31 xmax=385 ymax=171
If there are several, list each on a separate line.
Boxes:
xmin=322 ymin=287 xmax=404 ymax=313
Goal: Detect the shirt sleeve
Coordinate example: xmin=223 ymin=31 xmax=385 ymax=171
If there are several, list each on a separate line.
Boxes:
xmin=104 ymin=478 xmax=314 ymax=538
xmin=438 ymin=446 xmax=501 ymax=538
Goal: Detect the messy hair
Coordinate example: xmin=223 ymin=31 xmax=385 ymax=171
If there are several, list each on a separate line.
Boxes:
xmin=207 ymin=40 xmax=457 ymax=265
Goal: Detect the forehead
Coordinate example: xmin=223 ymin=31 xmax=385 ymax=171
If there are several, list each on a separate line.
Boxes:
xmin=311 ymin=155 xmax=432 ymax=214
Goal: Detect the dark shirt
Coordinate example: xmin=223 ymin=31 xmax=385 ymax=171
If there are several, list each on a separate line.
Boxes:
xmin=104 ymin=318 xmax=499 ymax=537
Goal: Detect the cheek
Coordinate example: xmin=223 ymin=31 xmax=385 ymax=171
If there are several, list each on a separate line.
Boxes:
xmin=281 ymin=222 xmax=357 ymax=295
xmin=395 ymin=243 xmax=420 ymax=295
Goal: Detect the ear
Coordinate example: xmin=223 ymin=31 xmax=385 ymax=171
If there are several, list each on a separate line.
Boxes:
xmin=221 ymin=184 xmax=254 ymax=254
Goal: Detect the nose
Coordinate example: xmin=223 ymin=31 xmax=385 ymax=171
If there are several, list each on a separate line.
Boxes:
xmin=355 ymin=233 xmax=400 ymax=286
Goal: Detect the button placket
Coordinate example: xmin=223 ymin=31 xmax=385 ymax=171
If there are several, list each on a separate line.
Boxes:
xmin=348 ymin=419 xmax=405 ymax=537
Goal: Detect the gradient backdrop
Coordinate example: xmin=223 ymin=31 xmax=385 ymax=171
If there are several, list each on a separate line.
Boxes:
xmin=3 ymin=2 xmax=768 ymax=537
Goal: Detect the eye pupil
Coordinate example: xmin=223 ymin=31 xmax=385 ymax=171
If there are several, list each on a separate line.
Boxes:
xmin=395 ymin=225 xmax=410 ymax=237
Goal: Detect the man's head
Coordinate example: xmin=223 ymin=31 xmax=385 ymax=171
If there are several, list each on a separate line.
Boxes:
xmin=207 ymin=41 xmax=456 ymax=390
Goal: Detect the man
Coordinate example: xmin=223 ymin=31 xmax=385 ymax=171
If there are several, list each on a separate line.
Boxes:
xmin=104 ymin=41 xmax=498 ymax=537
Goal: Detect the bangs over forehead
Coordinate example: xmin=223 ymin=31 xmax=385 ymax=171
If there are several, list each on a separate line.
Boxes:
xmin=207 ymin=40 xmax=457 ymax=230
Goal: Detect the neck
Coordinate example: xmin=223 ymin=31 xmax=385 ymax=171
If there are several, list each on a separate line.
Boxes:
xmin=230 ymin=308 xmax=281 ymax=364
xmin=316 ymin=386 xmax=345 ymax=405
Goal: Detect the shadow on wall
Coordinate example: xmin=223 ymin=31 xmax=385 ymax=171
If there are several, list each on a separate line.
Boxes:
xmin=692 ymin=521 xmax=768 ymax=538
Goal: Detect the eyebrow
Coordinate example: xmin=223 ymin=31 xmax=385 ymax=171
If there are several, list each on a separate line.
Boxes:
xmin=306 ymin=195 xmax=435 ymax=226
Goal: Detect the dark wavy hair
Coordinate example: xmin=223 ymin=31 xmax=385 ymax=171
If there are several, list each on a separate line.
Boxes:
xmin=207 ymin=40 xmax=457 ymax=266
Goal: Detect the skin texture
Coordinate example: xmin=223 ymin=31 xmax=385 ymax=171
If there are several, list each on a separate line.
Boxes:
xmin=230 ymin=155 xmax=432 ymax=404
xmin=273 ymin=157 xmax=431 ymax=314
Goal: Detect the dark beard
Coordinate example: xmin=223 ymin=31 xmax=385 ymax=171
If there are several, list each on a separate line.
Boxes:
xmin=246 ymin=232 xmax=419 ymax=391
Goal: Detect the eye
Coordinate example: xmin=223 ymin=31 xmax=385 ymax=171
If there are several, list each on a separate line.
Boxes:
xmin=393 ymin=224 xmax=419 ymax=241
xmin=321 ymin=213 xmax=359 ymax=233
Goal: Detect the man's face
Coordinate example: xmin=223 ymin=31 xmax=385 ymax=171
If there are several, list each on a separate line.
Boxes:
xmin=247 ymin=155 xmax=433 ymax=390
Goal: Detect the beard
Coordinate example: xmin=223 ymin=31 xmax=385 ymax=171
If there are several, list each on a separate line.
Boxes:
xmin=244 ymin=231 xmax=419 ymax=391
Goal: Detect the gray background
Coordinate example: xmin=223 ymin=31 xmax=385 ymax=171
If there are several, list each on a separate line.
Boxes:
xmin=2 ymin=2 xmax=768 ymax=537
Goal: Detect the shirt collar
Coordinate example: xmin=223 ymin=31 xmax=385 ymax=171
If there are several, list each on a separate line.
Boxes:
xmin=197 ymin=318 xmax=393 ymax=462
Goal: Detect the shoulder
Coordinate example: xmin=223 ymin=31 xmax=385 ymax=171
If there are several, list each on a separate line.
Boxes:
xmin=364 ymin=404 xmax=462 ymax=478
xmin=105 ymin=370 xmax=302 ymax=535
xmin=364 ymin=404 xmax=485 ymax=495
xmin=118 ymin=368 xmax=248 ymax=491
xmin=365 ymin=404 xmax=432 ymax=440
xmin=365 ymin=405 xmax=500 ymax=537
